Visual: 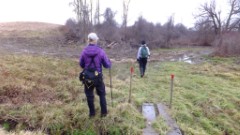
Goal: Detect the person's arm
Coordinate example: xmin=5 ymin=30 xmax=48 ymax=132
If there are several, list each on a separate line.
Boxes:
xmin=147 ymin=47 xmax=151 ymax=57
xmin=79 ymin=52 xmax=85 ymax=68
xmin=101 ymin=50 xmax=111 ymax=68
xmin=137 ymin=47 xmax=141 ymax=60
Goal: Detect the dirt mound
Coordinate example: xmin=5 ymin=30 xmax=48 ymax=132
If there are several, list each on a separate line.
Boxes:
xmin=0 ymin=22 xmax=64 ymax=39
xmin=0 ymin=21 xmax=66 ymax=54
xmin=0 ymin=22 xmax=62 ymax=32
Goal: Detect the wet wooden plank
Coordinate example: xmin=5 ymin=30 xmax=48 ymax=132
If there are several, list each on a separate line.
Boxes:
xmin=157 ymin=103 xmax=182 ymax=135
xmin=142 ymin=103 xmax=159 ymax=135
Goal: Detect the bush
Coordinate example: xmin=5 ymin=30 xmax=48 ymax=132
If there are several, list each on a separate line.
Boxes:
xmin=215 ymin=33 xmax=240 ymax=56
xmin=63 ymin=19 xmax=79 ymax=42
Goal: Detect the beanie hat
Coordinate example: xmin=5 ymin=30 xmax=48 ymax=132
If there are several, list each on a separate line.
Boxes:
xmin=88 ymin=33 xmax=99 ymax=41
xmin=141 ymin=40 xmax=146 ymax=45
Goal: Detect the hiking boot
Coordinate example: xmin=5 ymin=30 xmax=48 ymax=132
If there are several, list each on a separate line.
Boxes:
xmin=89 ymin=114 xmax=95 ymax=118
xmin=101 ymin=113 xmax=107 ymax=117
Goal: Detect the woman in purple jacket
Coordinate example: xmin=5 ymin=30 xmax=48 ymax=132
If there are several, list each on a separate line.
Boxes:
xmin=79 ymin=32 xmax=111 ymax=118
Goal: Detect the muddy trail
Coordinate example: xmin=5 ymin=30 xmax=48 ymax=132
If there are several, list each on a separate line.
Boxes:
xmin=0 ymin=40 xmax=214 ymax=64
xmin=0 ymin=22 xmax=214 ymax=62
xmin=0 ymin=22 xmax=213 ymax=63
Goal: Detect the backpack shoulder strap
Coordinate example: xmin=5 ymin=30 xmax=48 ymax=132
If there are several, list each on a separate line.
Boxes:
xmin=87 ymin=56 xmax=97 ymax=68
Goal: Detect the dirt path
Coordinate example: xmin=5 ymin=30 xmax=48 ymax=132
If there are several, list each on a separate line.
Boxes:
xmin=0 ymin=36 xmax=214 ymax=64
xmin=0 ymin=22 xmax=214 ymax=61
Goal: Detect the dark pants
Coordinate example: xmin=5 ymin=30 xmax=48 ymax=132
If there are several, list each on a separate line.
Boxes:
xmin=84 ymin=81 xmax=107 ymax=116
xmin=139 ymin=58 xmax=148 ymax=76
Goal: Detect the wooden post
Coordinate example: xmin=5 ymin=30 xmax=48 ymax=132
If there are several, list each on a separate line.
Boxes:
xmin=109 ymin=68 xmax=113 ymax=107
xmin=129 ymin=66 xmax=134 ymax=103
xmin=170 ymin=74 xmax=174 ymax=109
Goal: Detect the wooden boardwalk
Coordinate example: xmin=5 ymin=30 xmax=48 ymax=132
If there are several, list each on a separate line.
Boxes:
xmin=142 ymin=103 xmax=182 ymax=135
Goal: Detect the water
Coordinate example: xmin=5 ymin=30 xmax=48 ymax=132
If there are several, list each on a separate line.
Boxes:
xmin=142 ymin=103 xmax=159 ymax=135
xmin=142 ymin=103 xmax=183 ymax=135
xmin=142 ymin=103 xmax=156 ymax=122
xmin=179 ymin=54 xmax=193 ymax=64
xmin=171 ymin=54 xmax=194 ymax=64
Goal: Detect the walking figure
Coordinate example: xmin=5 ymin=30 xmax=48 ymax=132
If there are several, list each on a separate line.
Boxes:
xmin=137 ymin=40 xmax=150 ymax=77
xmin=79 ymin=32 xmax=111 ymax=118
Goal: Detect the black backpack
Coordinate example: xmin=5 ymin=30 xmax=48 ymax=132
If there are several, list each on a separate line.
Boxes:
xmin=79 ymin=56 xmax=102 ymax=87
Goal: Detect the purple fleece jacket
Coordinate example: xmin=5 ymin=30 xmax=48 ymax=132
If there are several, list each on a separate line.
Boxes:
xmin=79 ymin=44 xmax=111 ymax=72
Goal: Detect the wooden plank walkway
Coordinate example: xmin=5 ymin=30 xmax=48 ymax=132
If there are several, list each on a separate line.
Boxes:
xmin=157 ymin=103 xmax=182 ymax=135
xmin=142 ymin=103 xmax=183 ymax=135
xmin=142 ymin=103 xmax=159 ymax=135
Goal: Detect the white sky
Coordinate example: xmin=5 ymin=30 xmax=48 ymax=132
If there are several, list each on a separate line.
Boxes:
xmin=0 ymin=0 xmax=228 ymax=28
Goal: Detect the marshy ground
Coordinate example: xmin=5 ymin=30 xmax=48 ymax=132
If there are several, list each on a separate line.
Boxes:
xmin=0 ymin=22 xmax=239 ymax=135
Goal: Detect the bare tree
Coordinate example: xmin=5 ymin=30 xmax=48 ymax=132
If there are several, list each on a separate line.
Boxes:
xmin=69 ymin=0 xmax=92 ymax=43
xmin=70 ymin=0 xmax=83 ymax=22
xmin=90 ymin=0 xmax=93 ymax=24
xmin=94 ymin=0 xmax=100 ymax=25
xmin=131 ymin=16 xmax=149 ymax=43
xmin=130 ymin=16 xmax=160 ymax=47
xmin=195 ymin=0 xmax=240 ymax=55
xmin=195 ymin=18 xmax=216 ymax=46
xmin=100 ymin=8 xmax=120 ymax=43
xmin=196 ymin=0 xmax=240 ymax=35
xmin=64 ymin=19 xmax=79 ymax=42
xmin=162 ymin=16 xmax=175 ymax=48
xmin=225 ymin=0 xmax=240 ymax=31
xmin=122 ymin=0 xmax=131 ymax=28
xmin=197 ymin=0 xmax=222 ymax=35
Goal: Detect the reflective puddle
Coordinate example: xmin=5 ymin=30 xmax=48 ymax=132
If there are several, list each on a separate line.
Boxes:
xmin=142 ymin=103 xmax=159 ymax=135
xmin=142 ymin=103 xmax=156 ymax=122
xmin=171 ymin=54 xmax=194 ymax=64
xmin=142 ymin=103 xmax=183 ymax=135
xmin=179 ymin=54 xmax=194 ymax=64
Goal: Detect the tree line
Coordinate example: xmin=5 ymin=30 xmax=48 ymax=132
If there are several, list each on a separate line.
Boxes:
xmin=62 ymin=0 xmax=240 ymax=56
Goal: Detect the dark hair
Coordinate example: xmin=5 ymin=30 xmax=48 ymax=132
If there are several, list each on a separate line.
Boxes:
xmin=141 ymin=40 xmax=146 ymax=45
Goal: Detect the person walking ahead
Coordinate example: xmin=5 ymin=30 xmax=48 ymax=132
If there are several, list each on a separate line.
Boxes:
xmin=79 ymin=32 xmax=111 ymax=117
xmin=137 ymin=40 xmax=150 ymax=77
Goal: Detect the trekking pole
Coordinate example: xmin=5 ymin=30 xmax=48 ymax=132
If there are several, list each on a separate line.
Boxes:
xmin=146 ymin=58 xmax=150 ymax=76
xmin=170 ymin=74 xmax=174 ymax=109
xmin=129 ymin=66 xmax=134 ymax=103
xmin=109 ymin=68 xmax=113 ymax=107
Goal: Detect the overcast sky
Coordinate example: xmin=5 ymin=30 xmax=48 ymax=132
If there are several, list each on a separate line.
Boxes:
xmin=0 ymin=0 xmax=228 ymax=28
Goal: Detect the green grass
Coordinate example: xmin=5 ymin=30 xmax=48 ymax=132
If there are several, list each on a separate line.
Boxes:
xmin=0 ymin=54 xmax=239 ymax=135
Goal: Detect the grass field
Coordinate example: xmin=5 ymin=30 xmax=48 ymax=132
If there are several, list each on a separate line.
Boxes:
xmin=0 ymin=54 xmax=239 ymax=135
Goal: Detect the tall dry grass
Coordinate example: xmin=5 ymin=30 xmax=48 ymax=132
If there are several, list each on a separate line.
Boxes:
xmin=0 ymin=128 xmax=45 ymax=135
xmin=0 ymin=53 xmax=239 ymax=135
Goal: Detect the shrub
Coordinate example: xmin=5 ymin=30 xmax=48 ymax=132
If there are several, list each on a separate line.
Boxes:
xmin=215 ymin=33 xmax=240 ymax=56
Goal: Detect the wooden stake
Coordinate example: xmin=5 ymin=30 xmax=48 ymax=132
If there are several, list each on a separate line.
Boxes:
xmin=129 ymin=66 xmax=134 ymax=103
xmin=109 ymin=68 xmax=113 ymax=107
xmin=170 ymin=74 xmax=174 ymax=109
